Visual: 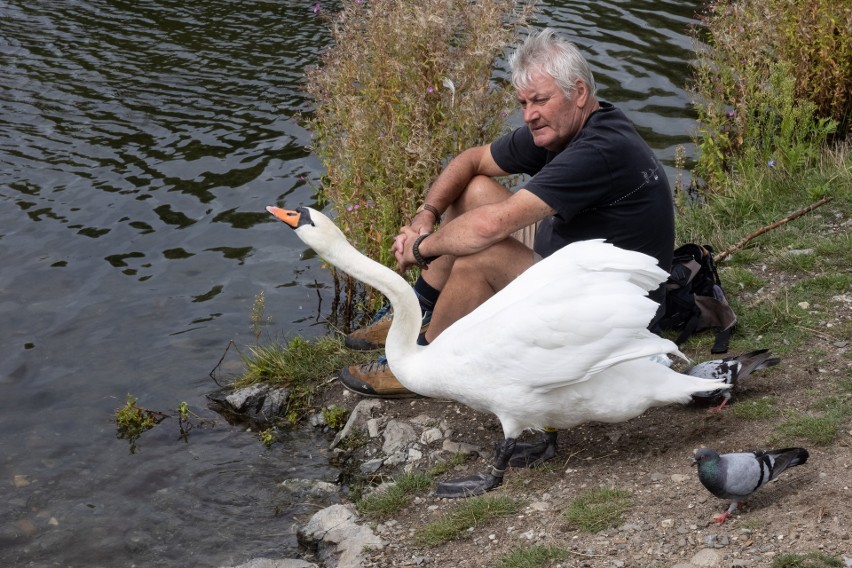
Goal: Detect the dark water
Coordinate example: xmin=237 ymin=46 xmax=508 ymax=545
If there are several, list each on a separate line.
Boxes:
xmin=0 ymin=0 xmax=700 ymax=565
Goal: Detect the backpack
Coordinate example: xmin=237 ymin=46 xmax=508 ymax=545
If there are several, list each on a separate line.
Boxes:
xmin=656 ymin=243 xmax=737 ymax=354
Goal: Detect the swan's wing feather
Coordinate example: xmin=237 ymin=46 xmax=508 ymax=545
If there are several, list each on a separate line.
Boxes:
xmin=431 ymin=240 xmax=676 ymax=391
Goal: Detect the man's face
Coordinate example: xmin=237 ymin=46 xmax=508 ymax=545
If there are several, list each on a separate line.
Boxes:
xmin=516 ymin=71 xmax=586 ymax=152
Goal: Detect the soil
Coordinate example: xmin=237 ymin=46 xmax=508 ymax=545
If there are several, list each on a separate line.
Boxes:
xmin=318 ymin=287 xmax=852 ymax=567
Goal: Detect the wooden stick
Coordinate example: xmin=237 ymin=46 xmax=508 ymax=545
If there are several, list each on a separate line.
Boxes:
xmin=714 ymin=196 xmax=833 ymax=262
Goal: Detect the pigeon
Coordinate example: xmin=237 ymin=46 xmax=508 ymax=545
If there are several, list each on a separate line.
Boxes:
xmin=692 ymin=446 xmax=809 ymax=523
xmin=686 ymin=349 xmax=780 ymax=410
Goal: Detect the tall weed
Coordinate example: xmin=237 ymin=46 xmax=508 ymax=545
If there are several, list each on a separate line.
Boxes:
xmin=688 ymin=0 xmax=847 ymax=195
xmin=305 ymin=0 xmax=530 ymax=319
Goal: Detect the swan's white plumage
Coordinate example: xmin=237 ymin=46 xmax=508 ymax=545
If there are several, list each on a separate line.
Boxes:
xmin=275 ymin=206 xmax=729 ymax=443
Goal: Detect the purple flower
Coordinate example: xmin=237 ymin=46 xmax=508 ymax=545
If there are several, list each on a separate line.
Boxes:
xmin=346 ymin=204 xmax=353 ymax=212
xmin=427 ymin=86 xmax=434 ymax=94
xmin=768 ymin=160 xmax=775 ymax=168
xmin=312 ymin=3 xmax=320 ymax=13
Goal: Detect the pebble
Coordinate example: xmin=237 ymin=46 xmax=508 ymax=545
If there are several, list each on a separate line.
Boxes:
xmin=690 ymin=547 xmax=721 ymax=566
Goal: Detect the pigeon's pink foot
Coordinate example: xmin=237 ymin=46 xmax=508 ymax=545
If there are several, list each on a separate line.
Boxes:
xmin=709 ymin=399 xmax=730 ymax=412
xmin=711 ymin=511 xmax=731 ymax=524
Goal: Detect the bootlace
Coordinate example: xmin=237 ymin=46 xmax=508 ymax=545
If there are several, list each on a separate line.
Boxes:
xmin=363 ymin=355 xmax=389 ymax=372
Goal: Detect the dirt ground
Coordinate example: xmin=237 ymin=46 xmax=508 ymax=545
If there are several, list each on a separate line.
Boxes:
xmin=322 ymin=325 xmax=852 ymax=567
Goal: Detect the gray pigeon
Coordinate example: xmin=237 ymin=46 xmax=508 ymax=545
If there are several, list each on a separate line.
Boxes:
xmin=687 ymin=349 xmax=780 ymax=410
xmin=692 ymin=446 xmax=809 ymax=523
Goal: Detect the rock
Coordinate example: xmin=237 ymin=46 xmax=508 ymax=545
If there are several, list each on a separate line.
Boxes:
xmin=297 ymin=504 xmax=383 ymax=568
xmin=420 ymin=427 xmax=444 ymax=445
xmin=441 ymin=439 xmax=480 ymax=455
xmin=330 ymin=399 xmax=383 ymax=449
xmin=221 ymin=559 xmax=317 ymax=568
xmin=366 ymin=418 xmax=381 ymax=438
xmin=382 ymin=420 xmax=418 ymax=454
xmin=360 ymin=458 xmax=385 ymax=474
xmin=215 ymin=385 xmax=291 ymax=423
xmin=690 ymin=547 xmax=721 ymax=566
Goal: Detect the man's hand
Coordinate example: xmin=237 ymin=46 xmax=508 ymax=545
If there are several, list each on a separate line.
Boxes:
xmin=393 ymin=225 xmax=429 ymax=272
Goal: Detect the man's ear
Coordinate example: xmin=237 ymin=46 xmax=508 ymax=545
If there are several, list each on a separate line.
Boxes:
xmin=574 ymin=80 xmax=590 ymax=107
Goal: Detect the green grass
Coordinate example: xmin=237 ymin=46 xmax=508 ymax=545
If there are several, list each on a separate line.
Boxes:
xmin=771 ymin=551 xmax=843 ymax=568
xmin=770 ymin=379 xmax=852 ymax=446
xmin=493 ymin=545 xmax=570 ymax=568
xmin=234 ymin=335 xmax=377 ymax=423
xmin=771 ymin=412 xmax=844 ymax=447
xmin=564 ymin=487 xmax=633 ymax=533
xmin=731 ymin=397 xmax=780 ymax=420
xmin=356 ymin=472 xmax=434 ymax=520
xmin=412 ymin=495 xmax=523 ymax=547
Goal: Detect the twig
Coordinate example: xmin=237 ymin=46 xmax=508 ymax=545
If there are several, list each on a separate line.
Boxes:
xmin=795 ymin=325 xmax=841 ymax=343
xmin=714 ymin=196 xmax=833 ymax=263
xmin=208 ymin=340 xmax=236 ymax=387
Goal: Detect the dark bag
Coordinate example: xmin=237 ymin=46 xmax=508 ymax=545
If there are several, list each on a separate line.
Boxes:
xmin=657 ymin=244 xmax=737 ymax=353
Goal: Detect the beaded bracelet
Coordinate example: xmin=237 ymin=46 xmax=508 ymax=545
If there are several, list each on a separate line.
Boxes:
xmin=412 ymin=233 xmax=439 ymax=268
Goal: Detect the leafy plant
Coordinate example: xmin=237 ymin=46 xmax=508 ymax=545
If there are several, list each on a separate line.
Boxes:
xmin=114 ymin=394 xmax=167 ymax=454
xmin=321 ymin=404 xmax=349 ymax=430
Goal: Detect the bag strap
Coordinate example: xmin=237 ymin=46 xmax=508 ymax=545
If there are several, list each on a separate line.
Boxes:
xmin=675 ymin=312 xmax=701 ymax=346
xmin=711 ymin=326 xmax=734 ymax=354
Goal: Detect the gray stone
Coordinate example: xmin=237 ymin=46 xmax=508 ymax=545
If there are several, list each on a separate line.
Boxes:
xmin=690 ymin=547 xmax=721 ymax=567
xmin=297 ymin=504 xmax=383 ymax=568
xmin=420 ymin=427 xmax=444 ymax=445
xmin=382 ymin=420 xmax=417 ymax=454
xmin=366 ymin=418 xmax=380 ymax=438
xmin=441 ymin=439 xmax=481 ymax=455
xmin=330 ymin=399 xmax=383 ymax=449
xmin=360 ymin=458 xmax=384 ymax=474
xmin=223 ymin=385 xmax=290 ymax=422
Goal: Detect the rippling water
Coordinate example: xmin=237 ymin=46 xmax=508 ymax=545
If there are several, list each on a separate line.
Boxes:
xmin=0 ymin=0 xmax=700 ymax=565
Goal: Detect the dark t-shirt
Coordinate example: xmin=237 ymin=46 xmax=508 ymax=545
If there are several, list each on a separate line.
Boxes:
xmin=490 ymin=102 xmax=674 ymax=273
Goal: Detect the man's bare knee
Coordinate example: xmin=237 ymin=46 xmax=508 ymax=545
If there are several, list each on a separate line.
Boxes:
xmin=446 ymin=176 xmax=513 ymax=219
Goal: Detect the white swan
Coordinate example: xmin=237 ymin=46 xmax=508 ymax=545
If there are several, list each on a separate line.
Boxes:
xmin=268 ymin=206 xmax=729 ymax=497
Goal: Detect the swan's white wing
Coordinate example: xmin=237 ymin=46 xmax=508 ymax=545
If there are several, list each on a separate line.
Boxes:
xmin=428 ymin=240 xmax=676 ymax=393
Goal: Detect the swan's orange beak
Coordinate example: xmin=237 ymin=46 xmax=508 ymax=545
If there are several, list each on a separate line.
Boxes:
xmin=266 ymin=206 xmax=301 ymax=228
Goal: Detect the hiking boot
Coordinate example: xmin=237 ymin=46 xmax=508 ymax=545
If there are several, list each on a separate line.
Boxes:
xmin=344 ymin=305 xmax=431 ymax=350
xmin=339 ymin=356 xmax=420 ymax=399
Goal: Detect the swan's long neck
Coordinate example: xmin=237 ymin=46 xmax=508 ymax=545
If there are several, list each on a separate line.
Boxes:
xmin=304 ymin=225 xmax=422 ymax=367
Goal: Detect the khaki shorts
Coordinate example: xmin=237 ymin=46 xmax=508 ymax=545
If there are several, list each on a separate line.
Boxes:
xmin=512 ymin=222 xmax=542 ymax=262
xmin=512 ymin=222 xmax=538 ymax=250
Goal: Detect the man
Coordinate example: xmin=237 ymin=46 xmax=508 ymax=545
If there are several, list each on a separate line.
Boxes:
xmin=340 ymin=28 xmax=674 ymax=398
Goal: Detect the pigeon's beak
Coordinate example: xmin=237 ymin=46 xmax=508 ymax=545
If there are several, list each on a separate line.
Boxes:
xmin=691 ymin=459 xmax=697 ymax=467
xmin=267 ymin=206 xmax=301 ymax=228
